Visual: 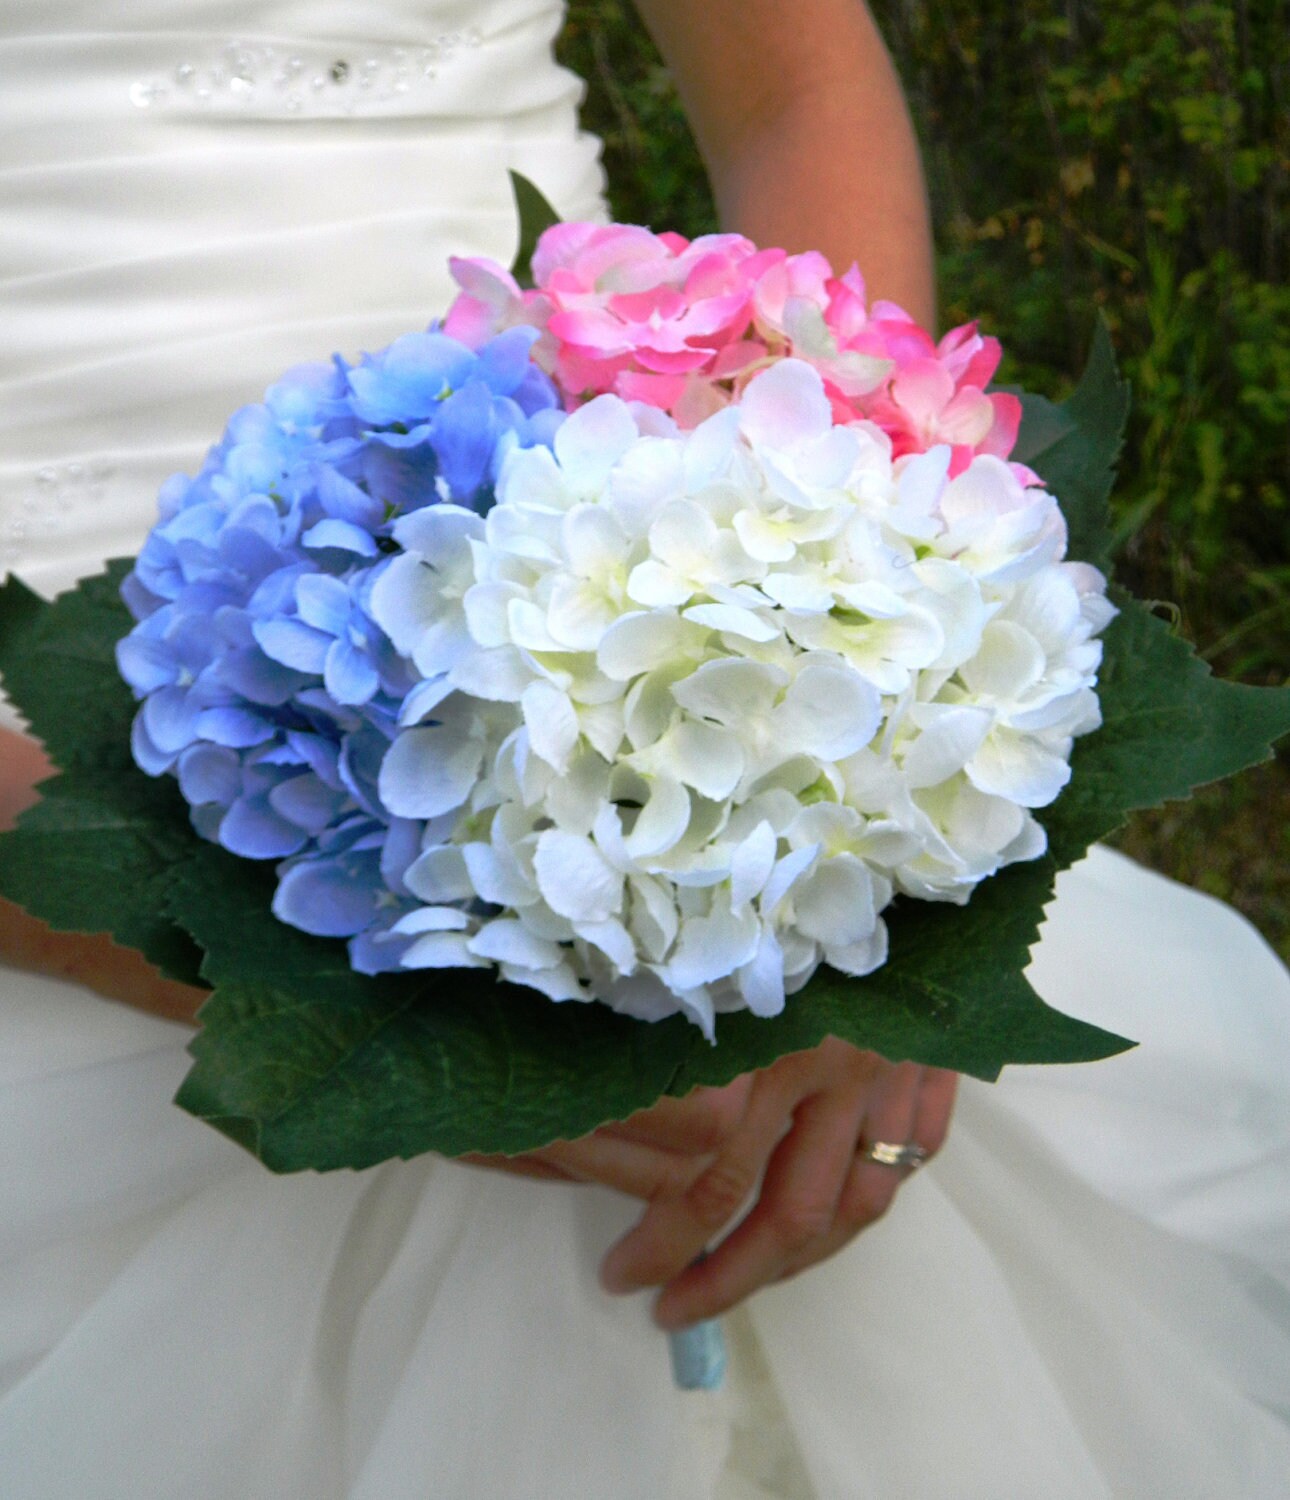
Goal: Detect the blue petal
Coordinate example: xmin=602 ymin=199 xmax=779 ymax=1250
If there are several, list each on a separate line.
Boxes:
xmin=285 ymin=731 xmax=343 ymax=788
xmin=196 ymin=705 xmax=275 ymax=749
xmin=476 ymin=326 xmax=541 ymax=394
xmin=272 ymin=852 xmax=384 ymax=936
xmin=349 ymin=925 xmax=415 ymax=973
xmin=219 ymin=647 xmax=314 ymax=706
xmin=302 ymin=518 xmax=378 ymax=556
xmin=116 ymin=632 xmax=177 ymax=694
xmin=360 ymin=442 xmax=439 ymax=517
xmin=513 ymin=361 xmax=561 ymax=416
xmin=325 ymin=636 xmax=381 ymax=706
xmin=130 ymin=709 xmax=175 ymax=776
xmin=432 ymin=381 xmax=497 ymax=503
xmin=314 ymin=465 xmax=385 ymax=530
xmin=219 ymin=794 xmax=309 ymax=859
xmin=269 ymin=772 xmax=350 ymax=834
xmin=295 ymin=572 xmax=351 ymax=636
xmin=347 ymin=332 xmax=476 ymax=425
xmin=178 ymin=743 xmax=242 ymax=807
xmin=253 ymin=616 xmax=331 ymax=672
xmin=142 ymin=685 xmax=202 ymax=754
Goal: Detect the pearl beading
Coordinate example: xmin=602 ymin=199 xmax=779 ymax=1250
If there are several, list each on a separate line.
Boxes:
xmin=129 ymin=32 xmax=485 ymax=115
xmin=2 ymin=462 xmax=117 ymax=571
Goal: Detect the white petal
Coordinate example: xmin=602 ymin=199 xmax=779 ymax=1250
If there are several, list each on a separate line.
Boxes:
xmin=553 ymin=394 xmax=641 ymax=495
xmin=574 ymin=917 xmax=638 ymax=975
xmin=546 ymin=576 xmax=619 ymax=650
xmin=597 ymin=611 xmax=705 ymax=681
xmin=824 ymin=919 xmax=889 ymax=977
xmin=666 ymin=902 xmax=761 ymax=991
xmin=533 ymin=829 xmax=623 ymax=922
xmin=563 ymin=504 xmax=627 ymax=578
xmin=368 ymin=552 xmax=439 ymax=657
xmin=624 ymin=776 xmax=691 ymax=860
xmin=387 ymin=906 xmax=472 ymax=936
xmin=794 ymin=854 xmax=877 ymax=947
xmin=773 ymin=663 xmax=881 ymax=760
xmin=379 ymin=724 xmax=481 ymax=818
xmin=545 ymin=752 xmax=611 ymax=835
xmin=901 ymin=705 xmax=993 ymax=789
xmin=521 ymin=680 xmax=580 ymax=772
xmin=671 ymin=657 xmax=786 ymax=727
xmin=959 ymin=620 xmax=1046 ymax=700
xmin=404 ymin=844 xmax=475 ymax=903
xmin=732 ymin=509 xmax=797 ymax=565
xmin=625 ymin=558 xmax=693 ymax=608
xmin=760 ymin=843 xmax=820 ymax=915
xmin=400 ymin=932 xmax=490 ymax=970
xmin=736 ymin=926 xmax=787 ymax=1017
xmin=627 ymin=874 xmax=679 ymax=962
xmin=631 ymin=719 xmax=744 ymax=801
xmin=761 ymin=569 xmax=835 ymax=612
xmin=447 ymin=645 xmax=532 ymax=702
xmin=506 ymin=598 xmax=567 ymax=653
xmin=681 ymin=602 xmax=779 ymax=642
xmin=730 ymin=820 xmax=778 ymax=910
xmin=738 ymin=360 xmax=832 ymax=450
xmin=463 ymin=581 xmax=525 ymax=648
xmin=469 ymin=918 xmax=565 ymax=969
xmin=461 ymin=841 xmax=534 ymax=907
xmin=502 ymin=961 xmax=589 ymax=1003
xmin=966 ymin=729 xmax=1071 ymax=808
xmin=392 ymin=502 xmax=485 ymax=557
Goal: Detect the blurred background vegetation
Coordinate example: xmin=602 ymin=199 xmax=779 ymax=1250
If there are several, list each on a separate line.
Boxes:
xmin=559 ymin=0 xmax=1290 ymax=959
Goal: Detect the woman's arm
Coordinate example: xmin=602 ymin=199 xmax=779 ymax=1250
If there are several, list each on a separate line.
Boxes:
xmin=632 ymin=0 xmax=936 ymax=326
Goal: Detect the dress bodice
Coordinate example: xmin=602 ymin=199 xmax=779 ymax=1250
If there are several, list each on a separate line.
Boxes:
xmin=0 ymin=0 xmax=603 ymax=604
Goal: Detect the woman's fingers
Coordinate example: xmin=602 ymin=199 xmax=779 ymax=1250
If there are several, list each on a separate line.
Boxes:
xmin=650 ymin=1070 xmax=872 ymax=1328
xmin=910 ymin=1066 xmax=959 ymax=1158
xmin=770 ymin=1059 xmax=925 ymax=1287
xmin=599 ymin=1065 xmax=799 ymax=1296
xmin=599 ymin=1075 xmax=754 ymax=1156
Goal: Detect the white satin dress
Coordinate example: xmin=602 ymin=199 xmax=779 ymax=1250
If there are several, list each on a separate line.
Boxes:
xmin=3 ymin=5 xmax=1289 ymax=1496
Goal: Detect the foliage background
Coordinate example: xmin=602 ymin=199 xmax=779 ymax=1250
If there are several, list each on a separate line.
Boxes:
xmin=557 ymin=0 xmax=1290 ymax=961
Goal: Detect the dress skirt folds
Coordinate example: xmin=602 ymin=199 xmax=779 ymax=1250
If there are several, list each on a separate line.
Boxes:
xmin=2 ymin=3 xmax=1289 ymax=1495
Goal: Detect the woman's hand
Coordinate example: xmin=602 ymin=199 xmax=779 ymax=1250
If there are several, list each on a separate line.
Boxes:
xmin=467 ymin=1040 xmax=957 ymax=1327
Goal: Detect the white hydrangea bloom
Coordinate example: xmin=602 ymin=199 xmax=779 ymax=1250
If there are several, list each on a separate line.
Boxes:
xmin=369 ymin=360 xmax=1112 ymax=1036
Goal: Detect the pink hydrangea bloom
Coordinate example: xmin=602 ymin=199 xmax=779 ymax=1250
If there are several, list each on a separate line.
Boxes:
xmin=441 ymin=222 xmax=1023 ymax=470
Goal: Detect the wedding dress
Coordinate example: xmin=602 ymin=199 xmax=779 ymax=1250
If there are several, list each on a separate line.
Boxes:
xmin=3 ymin=4 xmax=1289 ymax=1496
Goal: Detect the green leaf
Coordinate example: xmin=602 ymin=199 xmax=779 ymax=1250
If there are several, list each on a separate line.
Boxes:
xmin=1008 ymin=388 xmax=1074 ymax=466
xmin=1017 ymin=320 xmax=1129 ymax=572
xmin=170 ymin=844 xmax=693 ymax=1166
xmin=0 ymin=567 xmax=206 ymax=985
xmin=0 ymin=564 xmax=138 ymax=770
xmin=1044 ymin=591 xmax=1290 ymax=865
xmin=172 ymin=822 xmax=1123 ymax=1170
xmin=508 ymin=171 xmax=562 ymax=290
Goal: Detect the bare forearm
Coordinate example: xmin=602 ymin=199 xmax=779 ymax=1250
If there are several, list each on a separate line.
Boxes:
xmin=633 ymin=0 xmax=935 ymax=326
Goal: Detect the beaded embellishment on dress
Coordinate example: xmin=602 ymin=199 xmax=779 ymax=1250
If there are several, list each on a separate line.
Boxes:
xmin=129 ymin=31 xmax=485 ymax=115
xmin=1 ymin=462 xmax=117 ymax=575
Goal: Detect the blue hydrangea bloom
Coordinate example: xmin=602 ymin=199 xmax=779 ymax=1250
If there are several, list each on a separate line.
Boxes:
xmin=118 ymin=326 xmax=564 ymax=969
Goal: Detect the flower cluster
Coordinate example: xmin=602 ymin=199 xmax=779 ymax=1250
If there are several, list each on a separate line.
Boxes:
xmin=367 ymin=360 xmax=1111 ymax=1034
xmin=443 ymin=222 xmax=1020 ymax=474
xmin=117 ymin=327 xmax=563 ymax=969
xmin=119 ymin=223 xmax=1112 ymax=1033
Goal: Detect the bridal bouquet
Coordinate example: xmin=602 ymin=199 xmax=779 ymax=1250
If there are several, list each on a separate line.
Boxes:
xmin=3 ymin=179 xmax=1288 ymax=1174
